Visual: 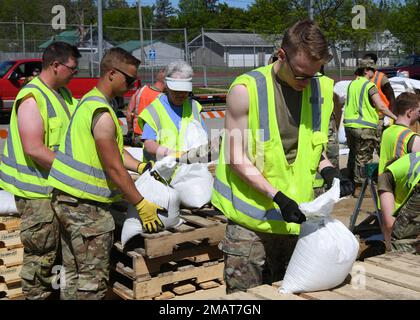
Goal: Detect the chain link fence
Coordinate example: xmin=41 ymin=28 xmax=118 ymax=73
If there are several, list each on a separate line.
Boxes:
xmin=0 ymin=21 xmax=416 ymax=88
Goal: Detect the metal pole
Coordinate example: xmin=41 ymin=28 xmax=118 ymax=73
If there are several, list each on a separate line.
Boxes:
xmin=184 ymin=28 xmax=188 ymax=63
xmin=253 ymin=29 xmax=256 ymax=68
xmin=98 ymin=0 xmax=103 ymax=66
xmin=201 ymin=27 xmax=207 ymax=87
xmin=90 ymin=24 xmax=94 ymax=77
xmin=151 ymin=24 xmax=154 ymax=83
xmin=138 ymin=0 xmax=145 ymax=64
xmin=22 ymin=22 xmax=25 ymax=54
xmin=308 ymin=0 xmax=314 ymax=20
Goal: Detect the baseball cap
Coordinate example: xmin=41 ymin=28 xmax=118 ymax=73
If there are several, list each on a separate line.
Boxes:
xmin=358 ymin=58 xmax=377 ymax=70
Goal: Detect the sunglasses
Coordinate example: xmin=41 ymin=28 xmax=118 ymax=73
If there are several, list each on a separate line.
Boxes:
xmin=58 ymin=62 xmax=78 ymax=74
xmin=113 ymin=67 xmax=137 ymax=88
xmin=282 ymin=48 xmax=322 ymax=81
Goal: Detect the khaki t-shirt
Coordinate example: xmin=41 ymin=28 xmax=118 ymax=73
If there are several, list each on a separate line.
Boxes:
xmin=271 ymin=67 xmax=302 ymax=164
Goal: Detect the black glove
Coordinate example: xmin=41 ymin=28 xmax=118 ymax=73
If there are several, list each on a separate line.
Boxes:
xmin=320 ymin=166 xmax=354 ymax=198
xmin=273 ymin=191 xmax=306 ymax=224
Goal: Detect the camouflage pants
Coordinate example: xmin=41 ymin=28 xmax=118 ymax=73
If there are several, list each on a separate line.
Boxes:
xmin=391 ymin=185 xmax=420 ymax=254
xmin=374 ymin=118 xmax=385 ymax=157
xmin=51 ymin=191 xmax=115 ymax=300
xmin=218 ymin=220 xmax=298 ymax=294
xmin=345 ymin=127 xmax=377 ymax=185
xmin=15 ymin=197 xmax=60 ymax=300
xmin=326 ymin=114 xmax=339 ymax=169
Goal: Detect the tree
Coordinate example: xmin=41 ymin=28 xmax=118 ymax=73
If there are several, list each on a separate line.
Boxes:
xmin=105 ymin=0 xmax=129 ymax=9
xmin=386 ymin=0 xmax=420 ymax=54
xmin=154 ymin=0 xmax=176 ymax=29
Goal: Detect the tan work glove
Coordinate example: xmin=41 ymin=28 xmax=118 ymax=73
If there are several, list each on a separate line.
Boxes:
xmin=136 ymin=161 xmax=154 ymax=175
xmin=135 ymin=199 xmax=164 ymax=233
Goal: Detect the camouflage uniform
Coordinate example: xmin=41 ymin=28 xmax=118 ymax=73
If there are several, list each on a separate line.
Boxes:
xmin=218 ymin=220 xmax=298 ymax=294
xmin=345 ymin=127 xmax=377 ymax=185
xmin=391 ymin=184 xmax=420 ymax=254
xmin=15 ymin=197 xmax=60 ymax=300
xmin=326 ymin=113 xmax=339 ymax=169
xmin=51 ymin=191 xmax=115 ymax=300
xmin=313 ymin=115 xmax=339 ymax=197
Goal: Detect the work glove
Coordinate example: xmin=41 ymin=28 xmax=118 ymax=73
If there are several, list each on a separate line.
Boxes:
xmin=135 ymin=198 xmax=165 ymax=233
xmin=137 ymin=161 xmax=154 ymax=175
xmin=320 ymin=166 xmax=354 ymax=198
xmin=273 ymin=191 xmax=306 ymax=224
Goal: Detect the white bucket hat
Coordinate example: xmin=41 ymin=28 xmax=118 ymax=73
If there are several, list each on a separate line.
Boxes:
xmin=165 ymin=76 xmax=192 ymax=92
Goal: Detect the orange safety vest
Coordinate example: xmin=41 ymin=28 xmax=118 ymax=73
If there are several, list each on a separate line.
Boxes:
xmin=132 ymin=85 xmax=161 ymax=135
xmin=372 ymin=71 xmax=390 ymax=108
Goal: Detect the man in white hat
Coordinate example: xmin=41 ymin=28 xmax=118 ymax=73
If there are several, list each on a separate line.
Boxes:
xmin=139 ymin=60 xmax=207 ymax=160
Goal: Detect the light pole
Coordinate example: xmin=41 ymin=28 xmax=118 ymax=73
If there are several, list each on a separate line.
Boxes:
xmin=98 ymin=0 xmax=103 ymax=64
xmin=138 ymin=0 xmax=145 ymax=64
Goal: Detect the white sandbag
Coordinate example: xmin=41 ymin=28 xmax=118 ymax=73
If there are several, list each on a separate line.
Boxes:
xmin=121 ymin=170 xmax=183 ymax=247
xmin=0 ymin=190 xmax=19 ymax=215
xmin=280 ymin=179 xmax=359 ymax=293
xmin=169 ymin=118 xmax=214 ymax=208
xmin=124 ymin=147 xmax=143 ymax=161
xmin=152 ymin=156 xmax=178 ymax=181
xmin=170 ymin=163 xmax=214 ymax=208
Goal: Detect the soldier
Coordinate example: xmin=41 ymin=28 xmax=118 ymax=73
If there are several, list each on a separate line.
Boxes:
xmin=212 ymin=20 xmax=354 ymax=294
xmin=378 ymin=152 xmax=420 ymax=253
xmin=0 ymin=42 xmax=80 ymax=299
xmin=344 ymin=59 xmax=397 ymax=194
xmin=48 ymin=48 xmax=163 ymax=299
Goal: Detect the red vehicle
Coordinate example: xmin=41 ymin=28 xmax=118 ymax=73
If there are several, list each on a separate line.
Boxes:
xmin=379 ymin=54 xmax=420 ymax=80
xmin=0 ymin=58 xmax=139 ymax=114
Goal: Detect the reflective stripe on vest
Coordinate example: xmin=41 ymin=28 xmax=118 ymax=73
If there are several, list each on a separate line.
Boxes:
xmin=144 ymin=97 xmax=201 ymax=133
xmin=344 ymin=80 xmax=377 ymax=128
xmin=407 ymin=152 xmax=420 ymax=188
xmin=49 ymin=96 xmax=121 ymax=199
xmin=373 ymin=71 xmax=389 ymax=107
xmin=213 ymin=70 xmax=324 ymax=224
xmin=245 ymin=71 xmax=270 ymax=141
xmin=395 ymin=129 xmax=412 ymax=157
xmin=24 ymin=84 xmax=57 ymax=118
xmin=213 ymin=178 xmax=284 ymax=221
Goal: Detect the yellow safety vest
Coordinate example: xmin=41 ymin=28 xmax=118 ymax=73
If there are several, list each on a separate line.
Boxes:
xmin=379 ymin=124 xmax=418 ymax=174
xmin=211 ymin=64 xmax=334 ymax=235
xmin=48 ymin=87 xmax=123 ymax=204
xmin=0 ymin=77 xmax=77 ymax=199
xmin=386 ymin=152 xmax=420 ymax=216
xmin=138 ymin=94 xmax=203 ymax=151
xmin=344 ymin=76 xmax=378 ymax=129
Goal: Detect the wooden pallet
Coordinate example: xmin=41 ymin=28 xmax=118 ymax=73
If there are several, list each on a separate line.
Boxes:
xmin=113 ymin=241 xmax=223 ymax=279
xmin=0 ymin=247 xmax=23 ymax=267
xmin=0 ymin=216 xmax=21 ymax=231
xmin=0 ymin=281 xmax=23 ymax=299
xmin=124 ymin=213 xmax=226 ymax=258
xmin=0 ymin=230 xmax=22 ymax=249
xmin=212 ymin=252 xmax=420 ymax=300
xmin=113 ymin=259 xmax=224 ymax=300
xmin=0 ymin=265 xmax=22 ymax=285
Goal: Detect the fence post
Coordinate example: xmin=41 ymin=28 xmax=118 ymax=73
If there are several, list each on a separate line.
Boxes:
xmin=184 ymin=28 xmax=189 ymax=63
xmin=90 ymin=24 xmax=94 ymax=77
xmin=201 ymin=27 xmax=207 ymax=87
xmin=151 ymin=24 xmax=154 ymax=83
xmin=253 ymin=29 xmax=256 ymax=68
xmin=22 ymin=22 xmax=25 ymax=54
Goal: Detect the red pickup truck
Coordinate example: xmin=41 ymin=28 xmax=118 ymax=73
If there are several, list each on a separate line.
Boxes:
xmin=0 ymin=58 xmax=139 ymax=114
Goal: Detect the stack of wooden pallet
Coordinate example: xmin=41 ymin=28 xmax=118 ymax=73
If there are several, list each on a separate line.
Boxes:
xmin=0 ymin=216 xmax=24 ymax=300
xmin=111 ymin=207 xmax=227 ymax=300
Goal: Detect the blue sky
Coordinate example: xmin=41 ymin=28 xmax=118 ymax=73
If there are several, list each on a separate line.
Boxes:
xmin=126 ymin=0 xmax=255 ymax=10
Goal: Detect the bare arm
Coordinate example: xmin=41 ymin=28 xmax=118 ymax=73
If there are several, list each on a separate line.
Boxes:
xmin=410 ymin=135 xmax=420 ymax=153
xmin=382 ymin=82 xmax=396 ymax=111
xmin=379 ymin=190 xmax=396 ymax=251
xmin=143 ymin=139 xmax=175 ymax=159
xmin=318 ymin=152 xmax=334 ymax=171
xmin=225 ymin=84 xmax=277 ymax=198
xmin=93 ymin=112 xmax=142 ymax=205
xmin=123 ymin=149 xmax=141 ymax=172
xmin=126 ymin=93 xmax=137 ymax=132
xmin=333 ymin=93 xmax=342 ymax=130
xmin=371 ymin=93 xmax=397 ymax=120
xmin=17 ymin=97 xmax=55 ymax=170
